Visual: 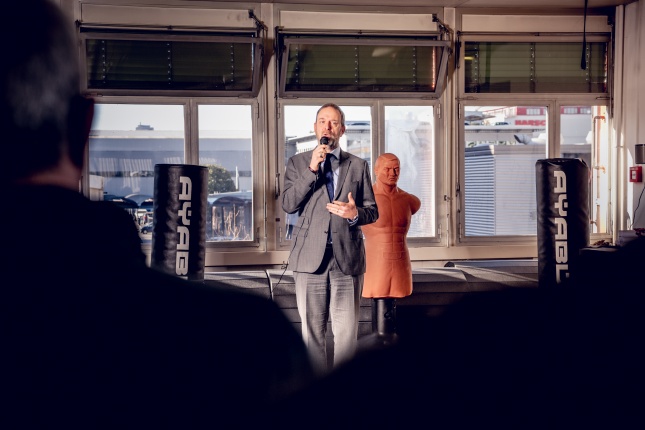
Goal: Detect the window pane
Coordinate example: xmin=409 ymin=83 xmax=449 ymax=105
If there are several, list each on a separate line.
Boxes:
xmin=463 ymin=105 xmax=548 ymax=236
xmin=89 ymin=104 xmax=185 ymax=242
xmin=198 ymin=105 xmax=254 ymax=242
xmin=384 ymin=106 xmax=435 ymax=237
xmin=465 ymin=42 xmax=607 ymax=93
xmin=282 ymin=105 xmax=372 ymax=243
xmin=560 ymin=105 xmax=609 ymax=234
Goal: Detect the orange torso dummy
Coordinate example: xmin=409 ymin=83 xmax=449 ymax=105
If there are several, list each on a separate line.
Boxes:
xmin=362 ymin=154 xmax=420 ymax=298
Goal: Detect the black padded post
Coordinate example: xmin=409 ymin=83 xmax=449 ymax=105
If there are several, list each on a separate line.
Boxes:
xmin=536 ymin=158 xmax=589 ymax=288
xmin=372 ymin=298 xmax=397 ymax=337
xmin=151 ymin=164 xmax=208 ymax=281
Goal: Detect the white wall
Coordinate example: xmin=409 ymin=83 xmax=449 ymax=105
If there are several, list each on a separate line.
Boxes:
xmin=621 ymin=1 xmax=645 ymax=229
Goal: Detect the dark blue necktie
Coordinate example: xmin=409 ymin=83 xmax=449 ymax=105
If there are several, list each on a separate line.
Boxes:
xmin=324 ymin=154 xmax=335 ymax=201
xmin=324 ymin=154 xmax=335 ymax=245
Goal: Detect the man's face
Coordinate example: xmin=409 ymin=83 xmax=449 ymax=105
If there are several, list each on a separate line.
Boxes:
xmin=314 ymin=106 xmax=345 ymax=150
xmin=376 ymin=157 xmax=400 ymax=186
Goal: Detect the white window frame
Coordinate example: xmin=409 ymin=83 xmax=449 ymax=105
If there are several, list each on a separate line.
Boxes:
xmin=276 ymin=98 xmax=446 ymax=251
xmin=455 ymin=32 xmax=612 ymax=246
xmin=84 ymin=96 xmax=265 ymax=252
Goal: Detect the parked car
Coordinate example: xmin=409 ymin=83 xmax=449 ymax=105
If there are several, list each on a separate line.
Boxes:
xmin=140 ymin=223 xmax=154 ymax=234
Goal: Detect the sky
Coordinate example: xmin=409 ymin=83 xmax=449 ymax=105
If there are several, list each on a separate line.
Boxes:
xmin=91 ymin=103 xmax=431 ymax=136
xmin=93 ymin=104 xmax=186 ymax=131
xmin=92 ymin=103 xmax=373 ymax=133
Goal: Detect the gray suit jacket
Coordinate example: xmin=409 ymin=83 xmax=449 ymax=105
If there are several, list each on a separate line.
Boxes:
xmin=282 ymin=148 xmax=378 ymax=276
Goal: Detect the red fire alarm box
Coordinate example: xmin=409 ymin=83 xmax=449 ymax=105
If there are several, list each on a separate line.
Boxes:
xmin=629 ymin=166 xmax=642 ymax=182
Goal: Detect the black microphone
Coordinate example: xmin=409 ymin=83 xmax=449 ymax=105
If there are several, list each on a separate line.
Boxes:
xmin=314 ymin=137 xmax=330 ymax=182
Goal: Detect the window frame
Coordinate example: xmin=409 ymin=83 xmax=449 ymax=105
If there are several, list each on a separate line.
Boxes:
xmin=276 ymin=30 xmax=451 ymax=99
xmin=461 ymin=37 xmax=610 ymax=95
xmin=455 ymin=32 xmax=612 ymax=246
xmin=275 ymin=98 xmax=446 ymax=251
xmin=381 ymin=101 xmax=445 ymax=246
xmin=83 ymin=96 xmax=265 ymax=251
xmin=79 ymin=26 xmax=264 ymax=98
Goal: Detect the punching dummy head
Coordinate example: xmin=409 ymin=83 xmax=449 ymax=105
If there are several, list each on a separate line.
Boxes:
xmin=374 ymin=153 xmax=401 ymax=188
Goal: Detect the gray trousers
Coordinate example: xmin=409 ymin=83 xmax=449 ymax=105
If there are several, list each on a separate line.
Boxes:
xmin=294 ymin=248 xmax=363 ymax=374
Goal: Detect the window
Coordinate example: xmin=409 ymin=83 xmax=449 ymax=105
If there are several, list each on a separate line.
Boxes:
xmin=88 ymin=101 xmax=259 ymax=246
xmin=462 ymin=104 xmax=548 ymax=237
xmin=81 ymin=22 xmax=262 ymax=246
xmin=464 ymin=41 xmax=608 ymax=94
xmin=277 ymin=31 xmax=451 ymax=98
xmin=458 ymin=36 xmax=611 ymax=243
xmin=276 ymin=16 xmax=449 ymax=248
xmin=460 ymin=102 xmax=610 ymax=240
xmin=279 ymin=101 xmax=443 ymax=248
xmin=458 ymin=30 xmax=611 ymax=244
xmin=81 ymin=28 xmax=263 ymax=97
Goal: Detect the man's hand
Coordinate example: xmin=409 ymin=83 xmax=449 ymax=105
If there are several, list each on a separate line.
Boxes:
xmin=327 ymin=192 xmax=358 ymax=220
xmin=309 ymin=146 xmax=330 ymax=172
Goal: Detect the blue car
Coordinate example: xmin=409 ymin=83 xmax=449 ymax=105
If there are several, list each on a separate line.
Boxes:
xmin=140 ymin=223 xmax=154 ymax=234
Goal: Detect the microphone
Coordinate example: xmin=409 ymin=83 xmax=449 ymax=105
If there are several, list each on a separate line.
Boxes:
xmin=314 ymin=137 xmax=330 ymax=181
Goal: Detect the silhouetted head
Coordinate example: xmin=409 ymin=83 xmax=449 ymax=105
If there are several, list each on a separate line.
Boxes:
xmin=1 ymin=0 xmax=93 ymax=184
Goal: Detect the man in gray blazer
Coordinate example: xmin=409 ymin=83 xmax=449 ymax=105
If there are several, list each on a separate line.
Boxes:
xmin=282 ymin=103 xmax=378 ymax=373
